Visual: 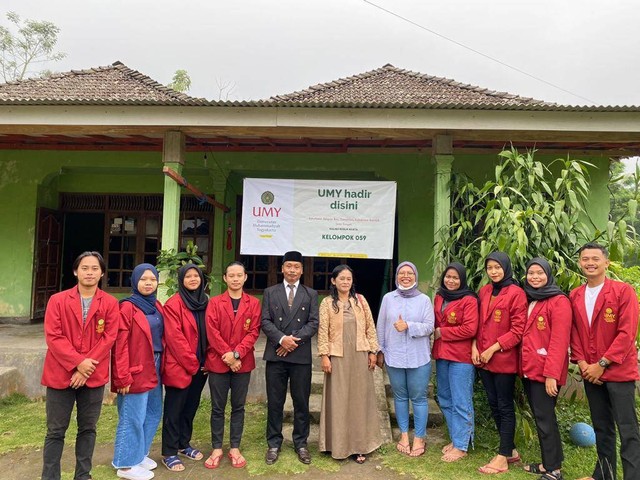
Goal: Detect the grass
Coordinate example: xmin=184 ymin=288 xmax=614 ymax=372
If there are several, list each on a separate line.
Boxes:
xmin=2 ymin=391 xmax=637 ymax=479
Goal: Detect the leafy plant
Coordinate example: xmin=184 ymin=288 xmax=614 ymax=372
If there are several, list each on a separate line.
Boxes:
xmin=609 ymin=159 xmax=639 ymax=266
xmin=156 ymin=241 xmax=205 ymax=296
xmin=432 ymin=147 xmax=637 ymax=291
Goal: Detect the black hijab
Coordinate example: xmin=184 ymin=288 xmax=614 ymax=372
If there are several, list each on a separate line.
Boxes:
xmin=177 ymin=264 xmax=208 ymax=311
xmin=437 ymin=262 xmax=478 ymax=302
xmin=485 ymin=252 xmax=519 ymax=296
xmin=523 ymin=257 xmax=565 ymax=302
xmin=177 ymin=264 xmax=209 ymax=366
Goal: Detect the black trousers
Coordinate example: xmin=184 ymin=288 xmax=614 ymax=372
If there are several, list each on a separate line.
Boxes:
xmin=478 ymin=369 xmax=516 ymax=457
xmin=42 ymin=385 xmax=104 ymax=480
xmin=523 ymin=378 xmax=563 ymax=471
xmin=208 ymin=371 xmax=251 ymax=449
xmin=265 ymin=361 xmax=312 ymax=450
xmin=161 ymin=369 xmax=208 ymax=456
xmin=584 ymin=380 xmax=640 ymax=480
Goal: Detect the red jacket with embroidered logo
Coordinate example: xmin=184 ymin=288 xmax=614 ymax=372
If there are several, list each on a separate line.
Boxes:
xmin=432 ymin=295 xmax=479 ymax=364
xmin=41 ymin=287 xmax=119 ymax=389
xmin=477 ymin=284 xmax=527 ymax=374
xmin=162 ymin=294 xmax=201 ymax=388
xmin=570 ymin=278 xmax=639 ymax=382
xmin=111 ymin=300 xmax=164 ymax=393
xmin=519 ymin=295 xmax=571 ymax=385
xmin=205 ymin=291 xmax=261 ymax=374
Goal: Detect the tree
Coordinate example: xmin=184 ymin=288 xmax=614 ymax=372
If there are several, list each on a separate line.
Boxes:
xmin=167 ymin=69 xmax=191 ymax=93
xmin=0 ymin=11 xmax=65 ymax=82
xmin=609 ymin=158 xmax=639 ymax=265
xmin=432 ymin=148 xmax=636 ymax=292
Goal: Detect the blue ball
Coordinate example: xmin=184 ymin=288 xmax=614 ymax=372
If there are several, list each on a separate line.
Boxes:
xmin=570 ymin=422 xmax=596 ymax=447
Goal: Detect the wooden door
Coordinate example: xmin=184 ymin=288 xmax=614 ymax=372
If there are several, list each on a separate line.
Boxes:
xmin=32 ymin=208 xmax=63 ymax=320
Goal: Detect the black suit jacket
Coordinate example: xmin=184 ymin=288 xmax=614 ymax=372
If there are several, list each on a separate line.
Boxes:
xmin=261 ymin=282 xmax=319 ymax=364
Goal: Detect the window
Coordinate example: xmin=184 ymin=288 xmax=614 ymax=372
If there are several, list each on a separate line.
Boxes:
xmin=180 ymin=215 xmax=210 ymax=266
xmin=60 ymin=193 xmax=214 ymax=293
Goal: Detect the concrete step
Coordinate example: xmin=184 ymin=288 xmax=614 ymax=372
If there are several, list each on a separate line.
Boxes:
xmin=282 ymin=423 xmax=320 ymax=444
xmin=311 ymin=370 xmax=324 ymax=395
xmin=387 ymin=396 xmax=444 ymax=427
xmin=284 ymin=392 xmax=322 ymax=424
xmin=0 ymin=365 xmax=21 ymax=398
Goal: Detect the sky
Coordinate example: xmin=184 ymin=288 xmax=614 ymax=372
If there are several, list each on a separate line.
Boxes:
xmin=3 ymin=0 xmax=640 ymax=106
xmin=2 ymin=0 xmax=639 ymax=171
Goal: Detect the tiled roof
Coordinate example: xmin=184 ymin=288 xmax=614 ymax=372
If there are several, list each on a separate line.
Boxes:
xmin=267 ymin=64 xmax=552 ymax=108
xmin=0 ymin=61 xmax=207 ymax=105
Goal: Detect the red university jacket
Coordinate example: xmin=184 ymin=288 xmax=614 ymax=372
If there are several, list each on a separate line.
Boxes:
xmin=477 ymin=284 xmax=527 ymax=374
xmin=205 ymin=291 xmax=261 ymax=374
xmin=41 ymin=287 xmax=119 ymax=389
xmin=162 ymin=294 xmax=201 ymax=388
xmin=570 ymin=278 xmax=640 ymax=382
xmin=519 ymin=295 xmax=572 ymax=385
xmin=111 ymin=300 xmax=163 ymax=393
xmin=432 ymin=294 xmax=479 ymax=364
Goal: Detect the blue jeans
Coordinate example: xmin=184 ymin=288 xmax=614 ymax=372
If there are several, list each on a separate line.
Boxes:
xmin=386 ymin=362 xmax=432 ymax=438
xmin=436 ymin=359 xmax=475 ymax=451
xmin=113 ymin=354 xmax=163 ymax=468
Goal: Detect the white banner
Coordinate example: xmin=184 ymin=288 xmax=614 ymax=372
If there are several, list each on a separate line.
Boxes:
xmin=240 ymin=178 xmax=396 ymax=259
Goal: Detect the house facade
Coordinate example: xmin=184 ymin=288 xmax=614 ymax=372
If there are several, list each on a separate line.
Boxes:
xmin=0 ymin=62 xmax=637 ymax=323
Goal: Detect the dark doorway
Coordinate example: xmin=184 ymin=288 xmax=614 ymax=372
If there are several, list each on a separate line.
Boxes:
xmin=348 ymin=258 xmax=392 ymax=320
xmin=61 ymin=213 xmax=105 ymax=290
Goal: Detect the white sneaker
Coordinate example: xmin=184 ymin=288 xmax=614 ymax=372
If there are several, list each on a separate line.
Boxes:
xmin=116 ymin=465 xmax=154 ymax=480
xmin=138 ymin=456 xmax=158 ymax=470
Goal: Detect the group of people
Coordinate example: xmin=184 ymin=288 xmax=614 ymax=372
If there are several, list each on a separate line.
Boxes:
xmin=40 ymin=254 xmax=262 ymax=480
xmin=429 ymin=244 xmax=639 ymax=480
xmin=39 ymin=243 xmax=639 ymax=480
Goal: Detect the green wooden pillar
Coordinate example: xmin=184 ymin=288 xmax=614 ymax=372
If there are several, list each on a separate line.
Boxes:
xmin=433 ymin=135 xmax=454 ymax=278
xmin=159 ymin=131 xmax=185 ymax=301
xmin=209 ymin=171 xmax=228 ymax=296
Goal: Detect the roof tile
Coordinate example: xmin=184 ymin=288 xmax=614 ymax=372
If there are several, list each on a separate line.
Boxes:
xmin=268 ymin=64 xmax=552 ymax=107
xmin=0 ymin=61 xmax=206 ymax=106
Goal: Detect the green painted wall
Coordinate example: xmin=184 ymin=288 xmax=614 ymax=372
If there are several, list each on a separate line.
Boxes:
xmin=0 ymin=148 xmax=611 ymax=320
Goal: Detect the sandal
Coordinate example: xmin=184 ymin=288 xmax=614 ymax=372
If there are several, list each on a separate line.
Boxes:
xmin=507 ymin=454 xmax=521 ymax=464
xmin=410 ymin=443 xmax=425 ymax=457
xmin=396 ymin=441 xmax=410 ymax=455
xmin=353 ymin=454 xmax=366 ymax=464
xmin=478 ymin=464 xmax=508 ymax=474
xmin=204 ymin=452 xmax=223 ymax=469
xmin=178 ymin=446 xmax=203 ymax=460
xmin=539 ymin=472 xmax=563 ymax=480
xmin=162 ymin=455 xmax=185 ymax=472
xmin=524 ymin=463 xmax=546 ymax=475
xmin=228 ymin=451 xmax=247 ymax=468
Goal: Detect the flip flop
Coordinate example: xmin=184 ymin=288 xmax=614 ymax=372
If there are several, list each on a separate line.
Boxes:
xmin=162 ymin=455 xmax=185 ymax=472
xmin=479 ymin=464 xmax=508 ymax=475
xmin=228 ymin=451 xmax=247 ymax=468
xmin=178 ymin=446 xmax=203 ymax=460
xmin=204 ymin=452 xmax=223 ymax=469
xmin=396 ymin=442 xmax=410 ymax=455
xmin=353 ymin=454 xmax=366 ymax=464
xmin=410 ymin=446 xmax=425 ymax=457
xmin=507 ymin=454 xmax=521 ymax=464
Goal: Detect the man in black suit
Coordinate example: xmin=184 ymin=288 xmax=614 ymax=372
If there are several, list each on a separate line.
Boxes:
xmin=261 ymin=251 xmax=319 ymax=465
